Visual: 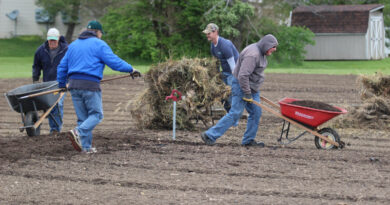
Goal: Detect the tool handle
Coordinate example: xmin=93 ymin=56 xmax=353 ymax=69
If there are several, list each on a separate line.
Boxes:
xmin=19 ymin=74 xmax=135 ymax=100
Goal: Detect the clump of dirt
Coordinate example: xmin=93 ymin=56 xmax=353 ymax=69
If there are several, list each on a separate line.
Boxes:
xmin=335 ymin=73 xmax=390 ymax=130
xmin=290 ymin=100 xmax=341 ymax=112
xmin=130 ymin=57 xmax=229 ymax=130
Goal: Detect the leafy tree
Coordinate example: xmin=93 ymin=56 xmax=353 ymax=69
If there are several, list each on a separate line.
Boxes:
xmin=202 ymin=0 xmax=255 ymax=49
xmin=102 ymin=0 xmax=316 ymax=64
xmin=35 ymin=0 xmax=124 ymax=43
xmin=36 ymin=0 xmax=81 ymax=43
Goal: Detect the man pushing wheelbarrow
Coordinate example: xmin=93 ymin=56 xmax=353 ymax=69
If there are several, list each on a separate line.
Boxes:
xmin=201 ymin=34 xmax=278 ymax=147
xmin=57 ymin=20 xmax=141 ymax=154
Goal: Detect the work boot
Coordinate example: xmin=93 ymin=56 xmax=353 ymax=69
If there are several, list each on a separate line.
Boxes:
xmin=201 ymin=132 xmax=215 ymax=146
xmin=68 ymin=128 xmax=82 ymax=152
xmin=50 ymin=130 xmax=59 ymax=137
xmin=242 ymin=140 xmax=265 ymax=148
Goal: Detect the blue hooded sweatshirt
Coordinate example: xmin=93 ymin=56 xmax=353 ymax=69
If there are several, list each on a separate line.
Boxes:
xmin=57 ymin=31 xmax=133 ymax=88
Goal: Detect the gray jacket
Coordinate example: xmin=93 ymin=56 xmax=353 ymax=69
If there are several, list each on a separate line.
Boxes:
xmin=233 ymin=34 xmax=278 ymax=94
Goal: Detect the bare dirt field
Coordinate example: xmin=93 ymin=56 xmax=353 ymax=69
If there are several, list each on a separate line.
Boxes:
xmin=0 ymin=74 xmax=389 ymax=204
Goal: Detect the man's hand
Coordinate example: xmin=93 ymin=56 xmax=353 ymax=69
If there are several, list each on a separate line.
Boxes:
xmin=130 ymin=69 xmax=141 ymax=79
xmin=59 ymin=87 xmax=67 ymax=92
xmin=242 ymin=94 xmax=253 ymax=103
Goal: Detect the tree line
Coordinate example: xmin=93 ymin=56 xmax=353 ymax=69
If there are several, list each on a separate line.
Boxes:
xmin=36 ymin=0 xmax=390 ymax=64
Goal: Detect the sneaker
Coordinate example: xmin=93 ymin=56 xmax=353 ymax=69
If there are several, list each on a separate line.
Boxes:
xmin=68 ymin=129 xmax=82 ymax=152
xmin=201 ymin=132 xmax=215 ymax=146
xmin=82 ymin=147 xmax=97 ymax=154
xmin=242 ymin=140 xmax=265 ymax=147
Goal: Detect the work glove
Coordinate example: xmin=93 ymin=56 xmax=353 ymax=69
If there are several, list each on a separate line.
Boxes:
xmin=33 ymin=80 xmax=39 ymax=84
xmin=242 ymin=93 xmax=253 ymax=103
xmin=59 ymin=87 xmax=68 ymax=92
xmin=130 ymin=69 xmax=142 ymax=79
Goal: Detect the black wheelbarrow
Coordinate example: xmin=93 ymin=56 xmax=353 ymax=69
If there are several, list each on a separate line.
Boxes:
xmin=5 ymin=81 xmax=65 ymax=136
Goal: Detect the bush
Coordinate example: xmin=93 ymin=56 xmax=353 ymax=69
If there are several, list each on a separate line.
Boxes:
xmin=272 ymin=26 xmax=315 ymax=65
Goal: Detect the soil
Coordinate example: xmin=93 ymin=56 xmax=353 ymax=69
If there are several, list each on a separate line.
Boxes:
xmin=0 ymin=74 xmax=389 ymax=204
xmin=289 ymin=100 xmax=341 ymax=112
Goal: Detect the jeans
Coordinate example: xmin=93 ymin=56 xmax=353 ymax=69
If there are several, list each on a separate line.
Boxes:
xmin=49 ymin=93 xmax=66 ymax=133
xmin=221 ymin=72 xmax=233 ymax=112
xmin=205 ymin=77 xmax=262 ymax=145
xmin=70 ymin=89 xmax=103 ymax=150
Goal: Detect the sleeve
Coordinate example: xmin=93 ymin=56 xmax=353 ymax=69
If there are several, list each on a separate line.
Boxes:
xmin=32 ymin=49 xmax=42 ymax=82
xmin=99 ymin=42 xmax=133 ymax=73
xmin=237 ymin=56 xmax=256 ymax=95
xmin=227 ymin=56 xmax=236 ymax=72
xmin=57 ymin=52 xmax=69 ymax=88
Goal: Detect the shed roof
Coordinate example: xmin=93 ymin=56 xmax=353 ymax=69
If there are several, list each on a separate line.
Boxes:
xmin=291 ymin=4 xmax=384 ymax=34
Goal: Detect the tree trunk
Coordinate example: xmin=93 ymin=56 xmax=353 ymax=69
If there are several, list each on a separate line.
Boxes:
xmin=65 ymin=1 xmax=81 ymax=43
xmin=65 ymin=23 xmax=76 ymax=43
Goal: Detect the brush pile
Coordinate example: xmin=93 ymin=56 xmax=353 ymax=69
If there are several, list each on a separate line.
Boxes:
xmin=336 ymin=73 xmax=390 ymax=130
xmin=130 ymin=57 xmax=230 ymax=130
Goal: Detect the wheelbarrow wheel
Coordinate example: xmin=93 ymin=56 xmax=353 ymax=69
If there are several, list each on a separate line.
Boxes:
xmin=314 ymin=128 xmax=340 ymax=150
xmin=25 ymin=111 xmax=41 ymax=137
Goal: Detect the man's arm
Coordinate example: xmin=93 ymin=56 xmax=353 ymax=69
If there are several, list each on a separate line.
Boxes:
xmin=221 ymin=43 xmax=236 ymax=72
xmin=32 ymin=50 xmax=42 ymax=82
xmin=99 ymin=42 xmax=133 ymax=73
xmin=57 ymin=52 xmax=69 ymax=88
xmin=227 ymin=57 xmax=236 ymax=72
xmin=237 ymin=56 xmax=256 ymax=95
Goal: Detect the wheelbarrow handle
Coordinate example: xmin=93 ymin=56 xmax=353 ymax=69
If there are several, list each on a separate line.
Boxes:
xmin=18 ymin=88 xmax=63 ymax=100
xmin=19 ymin=74 xmax=137 ymax=100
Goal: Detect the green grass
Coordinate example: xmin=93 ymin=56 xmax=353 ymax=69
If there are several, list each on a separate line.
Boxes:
xmin=268 ymin=58 xmax=390 ymax=75
xmin=1 ymin=35 xmax=390 ymax=78
xmin=0 ymin=36 xmax=43 ymax=57
xmin=0 ymin=36 xmax=152 ymax=79
xmin=0 ymin=56 xmax=151 ymax=79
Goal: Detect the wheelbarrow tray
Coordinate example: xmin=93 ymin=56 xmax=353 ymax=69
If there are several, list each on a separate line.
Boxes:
xmin=5 ymin=81 xmax=60 ymax=113
xmin=278 ymin=97 xmax=347 ymax=127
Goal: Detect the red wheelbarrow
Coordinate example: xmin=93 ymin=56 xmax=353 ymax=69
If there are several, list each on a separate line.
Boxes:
xmin=254 ymin=96 xmax=347 ymax=149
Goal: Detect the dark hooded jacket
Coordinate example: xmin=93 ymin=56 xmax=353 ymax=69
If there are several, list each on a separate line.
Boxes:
xmin=32 ymin=36 xmax=68 ymax=82
xmin=233 ymin=34 xmax=278 ymax=94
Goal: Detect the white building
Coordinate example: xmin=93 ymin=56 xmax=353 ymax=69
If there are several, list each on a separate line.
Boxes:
xmin=0 ymin=0 xmax=90 ymax=39
xmin=291 ymin=4 xmax=386 ymax=60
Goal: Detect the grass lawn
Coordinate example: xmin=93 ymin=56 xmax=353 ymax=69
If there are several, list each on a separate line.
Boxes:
xmin=268 ymin=58 xmax=390 ymax=75
xmin=1 ymin=35 xmax=390 ymax=79
xmin=0 ymin=57 xmax=151 ymax=79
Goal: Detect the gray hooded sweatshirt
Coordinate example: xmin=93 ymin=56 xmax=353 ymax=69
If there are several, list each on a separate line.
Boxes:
xmin=233 ymin=34 xmax=278 ymax=95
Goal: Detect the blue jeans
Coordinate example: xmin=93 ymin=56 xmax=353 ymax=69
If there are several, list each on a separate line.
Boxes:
xmin=221 ymin=72 xmax=233 ymax=112
xmin=70 ymin=89 xmax=103 ymax=150
xmin=205 ymin=77 xmax=262 ymax=145
xmin=49 ymin=93 xmax=66 ymax=133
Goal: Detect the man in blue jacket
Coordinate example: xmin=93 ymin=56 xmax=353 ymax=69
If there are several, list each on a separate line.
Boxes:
xmin=33 ymin=28 xmax=68 ymax=135
xmin=57 ymin=20 xmax=141 ymax=153
xmin=203 ymin=23 xmax=239 ymax=113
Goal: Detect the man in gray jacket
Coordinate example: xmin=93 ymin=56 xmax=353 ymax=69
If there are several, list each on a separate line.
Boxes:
xmin=201 ymin=34 xmax=278 ymax=146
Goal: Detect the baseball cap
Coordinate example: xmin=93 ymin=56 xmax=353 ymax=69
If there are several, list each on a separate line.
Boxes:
xmin=47 ymin=28 xmax=60 ymax=41
xmin=87 ymin=20 xmax=105 ymax=34
xmin=203 ymin=23 xmax=219 ymax=34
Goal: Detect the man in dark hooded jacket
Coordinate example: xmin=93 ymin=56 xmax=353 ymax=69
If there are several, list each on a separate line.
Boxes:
xmin=32 ymin=28 xmax=68 ymax=135
xmin=201 ymin=34 xmax=278 ymax=147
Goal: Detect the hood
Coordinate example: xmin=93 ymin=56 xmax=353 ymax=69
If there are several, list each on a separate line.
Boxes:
xmin=78 ymin=30 xmax=98 ymax=39
xmin=256 ymin=34 xmax=278 ymax=55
